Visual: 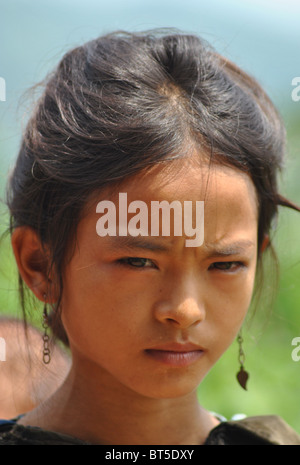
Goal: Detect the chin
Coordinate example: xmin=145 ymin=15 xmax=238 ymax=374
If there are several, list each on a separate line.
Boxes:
xmin=131 ymin=374 xmax=205 ymax=400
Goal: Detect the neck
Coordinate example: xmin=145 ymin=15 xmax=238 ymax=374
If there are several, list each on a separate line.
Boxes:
xmin=21 ymin=359 xmax=219 ymax=445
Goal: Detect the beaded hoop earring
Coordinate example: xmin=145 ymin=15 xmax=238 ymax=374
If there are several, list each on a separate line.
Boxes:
xmin=42 ymin=294 xmax=51 ymax=365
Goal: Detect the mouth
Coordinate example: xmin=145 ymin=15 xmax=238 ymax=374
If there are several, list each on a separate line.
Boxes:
xmin=144 ymin=342 xmax=205 ymax=367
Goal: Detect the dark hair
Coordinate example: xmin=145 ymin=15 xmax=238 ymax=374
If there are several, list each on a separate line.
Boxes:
xmin=6 ymin=29 xmax=300 ymax=342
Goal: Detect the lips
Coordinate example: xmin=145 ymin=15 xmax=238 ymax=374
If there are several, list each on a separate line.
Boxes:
xmin=144 ymin=342 xmax=205 ymax=367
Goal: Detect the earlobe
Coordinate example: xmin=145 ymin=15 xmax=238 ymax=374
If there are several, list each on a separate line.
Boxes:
xmin=11 ymin=227 xmax=56 ymax=302
xmin=260 ymin=235 xmax=270 ymax=253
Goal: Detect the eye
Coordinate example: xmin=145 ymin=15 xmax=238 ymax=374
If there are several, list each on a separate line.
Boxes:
xmin=117 ymin=257 xmax=157 ymax=269
xmin=209 ymin=261 xmax=245 ymax=272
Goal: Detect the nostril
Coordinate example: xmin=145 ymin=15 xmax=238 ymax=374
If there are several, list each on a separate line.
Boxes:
xmin=166 ymin=318 xmax=178 ymax=324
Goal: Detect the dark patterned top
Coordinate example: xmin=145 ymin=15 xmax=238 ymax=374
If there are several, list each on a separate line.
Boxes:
xmin=0 ymin=415 xmax=300 ymax=445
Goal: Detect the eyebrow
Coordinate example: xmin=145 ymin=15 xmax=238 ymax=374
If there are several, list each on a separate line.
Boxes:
xmin=203 ymin=240 xmax=255 ymax=258
xmin=109 ymin=236 xmax=171 ymax=252
xmin=108 ymin=236 xmax=255 ymax=256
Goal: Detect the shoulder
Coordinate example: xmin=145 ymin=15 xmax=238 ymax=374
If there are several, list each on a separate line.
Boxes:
xmin=205 ymin=415 xmax=300 ymax=445
xmin=0 ymin=419 xmax=89 ymax=445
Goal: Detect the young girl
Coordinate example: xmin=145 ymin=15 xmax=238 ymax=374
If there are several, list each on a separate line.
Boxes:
xmin=1 ymin=30 xmax=299 ymax=445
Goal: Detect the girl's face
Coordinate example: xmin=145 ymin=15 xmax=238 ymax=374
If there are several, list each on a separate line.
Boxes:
xmin=61 ymin=155 xmax=259 ymax=399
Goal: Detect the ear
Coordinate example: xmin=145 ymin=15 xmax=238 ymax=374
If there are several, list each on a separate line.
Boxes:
xmin=260 ymin=234 xmax=270 ymax=254
xmin=11 ymin=227 xmax=58 ymax=303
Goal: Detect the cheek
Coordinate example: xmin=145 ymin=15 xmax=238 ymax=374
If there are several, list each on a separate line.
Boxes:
xmin=211 ymin=274 xmax=255 ymax=317
xmin=207 ymin=273 xmax=256 ymax=351
xmin=59 ymin=264 xmax=147 ymax=357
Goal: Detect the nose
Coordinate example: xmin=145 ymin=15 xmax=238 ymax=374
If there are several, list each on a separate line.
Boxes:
xmin=153 ymin=276 xmax=205 ymax=329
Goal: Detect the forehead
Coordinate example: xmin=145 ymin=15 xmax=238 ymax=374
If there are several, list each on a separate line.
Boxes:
xmin=129 ymin=156 xmax=257 ymax=202
xmin=83 ymin=154 xmax=259 ymax=250
xmin=96 ymin=153 xmax=258 ymax=201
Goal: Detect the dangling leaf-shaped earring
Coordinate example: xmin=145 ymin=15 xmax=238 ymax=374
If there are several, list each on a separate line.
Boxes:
xmin=236 ymin=332 xmax=249 ymax=390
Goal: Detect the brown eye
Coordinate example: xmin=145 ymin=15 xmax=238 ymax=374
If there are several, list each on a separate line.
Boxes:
xmin=209 ymin=262 xmax=245 ymax=272
xmin=118 ymin=257 xmax=156 ymax=268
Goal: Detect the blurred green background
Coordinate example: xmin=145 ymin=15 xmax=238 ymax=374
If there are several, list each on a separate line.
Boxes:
xmin=0 ymin=0 xmax=299 ymax=432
